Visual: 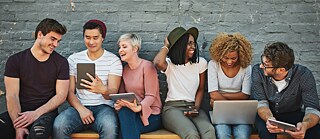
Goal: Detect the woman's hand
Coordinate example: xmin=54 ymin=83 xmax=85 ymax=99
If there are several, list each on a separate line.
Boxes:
xmin=116 ymin=99 xmax=141 ymax=113
xmin=114 ymin=102 xmax=122 ymax=111
xmin=164 ymin=37 xmax=170 ymax=49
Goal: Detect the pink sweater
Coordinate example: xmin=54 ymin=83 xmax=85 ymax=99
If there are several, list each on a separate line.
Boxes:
xmin=119 ymin=59 xmax=162 ymax=126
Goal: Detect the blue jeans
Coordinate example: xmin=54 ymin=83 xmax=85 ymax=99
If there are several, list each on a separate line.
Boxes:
xmin=255 ymin=111 xmax=320 ymax=139
xmin=118 ymin=107 xmax=162 ymax=139
xmin=214 ymin=124 xmax=251 ymax=139
xmin=53 ymin=105 xmax=118 ymax=139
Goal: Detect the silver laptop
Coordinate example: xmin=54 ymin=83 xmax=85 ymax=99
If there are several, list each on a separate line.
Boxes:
xmin=209 ymin=100 xmax=258 ymax=124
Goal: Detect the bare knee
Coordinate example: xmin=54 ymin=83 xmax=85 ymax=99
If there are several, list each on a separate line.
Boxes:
xmin=30 ymin=125 xmax=47 ymax=139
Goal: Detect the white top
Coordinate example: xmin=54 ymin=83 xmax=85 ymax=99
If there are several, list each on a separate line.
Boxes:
xmin=272 ymin=78 xmax=288 ymax=92
xmin=163 ymin=57 xmax=207 ymax=102
xmin=68 ymin=49 xmax=122 ymax=106
xmin=208 ymin=60 xmax=251 ymax=95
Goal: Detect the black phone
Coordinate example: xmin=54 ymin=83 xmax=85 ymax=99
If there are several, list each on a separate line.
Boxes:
xmin=183 ymin=107 xmax=199 ymax=117
xmin=76 ymin=63 xmax=95 ymax=89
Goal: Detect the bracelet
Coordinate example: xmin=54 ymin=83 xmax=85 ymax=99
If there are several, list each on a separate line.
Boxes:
xmin=161 ymin=46 xmax=169 ymax=51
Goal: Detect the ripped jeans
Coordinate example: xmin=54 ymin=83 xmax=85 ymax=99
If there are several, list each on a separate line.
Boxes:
xmin=0 ymin=111 xmax=57 ymax=139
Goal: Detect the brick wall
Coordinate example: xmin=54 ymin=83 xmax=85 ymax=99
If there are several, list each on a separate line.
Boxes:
xmin=0 ymin=0 xmax=319 ymax=112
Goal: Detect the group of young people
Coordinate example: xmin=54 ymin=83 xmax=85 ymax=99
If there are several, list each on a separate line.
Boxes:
xmin=0 ymin=18 xmax=319 ymax=139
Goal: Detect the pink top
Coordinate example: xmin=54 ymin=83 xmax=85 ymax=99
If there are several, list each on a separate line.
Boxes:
xmin=119 ymin=59 xmax=162 ymax=126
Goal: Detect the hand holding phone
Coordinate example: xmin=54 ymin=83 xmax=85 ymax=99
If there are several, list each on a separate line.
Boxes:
xmin=77 ymin=63 xmax=95 ymax=89
xmin=183 ymin=106 xmax=199 ymax=117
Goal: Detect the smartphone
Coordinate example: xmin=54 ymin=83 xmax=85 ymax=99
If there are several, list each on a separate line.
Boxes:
xmin=183 ymin=109 xmax=199 ymax=117
xmin=76 ymin=63 xmax=95 ymax=89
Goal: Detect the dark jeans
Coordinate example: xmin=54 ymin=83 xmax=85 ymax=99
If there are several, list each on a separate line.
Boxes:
xmin=0 ymin=111 xmax=57 ymax=139
xmin=255 ymin=111 xmax=320 ymax=139
xmin=118 ymin=107 xmax=162 ymax=139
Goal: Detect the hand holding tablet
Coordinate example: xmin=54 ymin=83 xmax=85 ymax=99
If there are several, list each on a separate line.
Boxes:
xmin=268 ymin=119 xmax=297 ymax=132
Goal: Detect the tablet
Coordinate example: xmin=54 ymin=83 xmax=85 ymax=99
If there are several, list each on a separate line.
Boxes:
xmin=109 ymin=92 xmax=140 ymax=104
xmin=268 ymin=119 xmax=297 ymax=131
xmin=76 ymin=63 xmax=95 ymax=89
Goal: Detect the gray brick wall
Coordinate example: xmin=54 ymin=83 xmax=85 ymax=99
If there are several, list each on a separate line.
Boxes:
xmin=1 ymin=0 xmax=320 ymax=112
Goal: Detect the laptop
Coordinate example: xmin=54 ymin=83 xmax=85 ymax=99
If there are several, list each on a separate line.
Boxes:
xmin=209 ymin=100 xmax=258 ymax=124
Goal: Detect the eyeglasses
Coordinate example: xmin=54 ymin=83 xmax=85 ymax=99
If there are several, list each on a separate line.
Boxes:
xmin=261 ymin=64 xmax=279 ymax=70
xmin=260 ymin=56 xmax=279 ymax=70
xmin=187 ymin=41 xmax=196 ymax=47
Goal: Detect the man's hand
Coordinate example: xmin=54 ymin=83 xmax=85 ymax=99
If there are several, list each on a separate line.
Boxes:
xmin=14 ymin=111 xmax=39 ymax=128
xmin=78 ymin=106 xmax=95 ymax=125
xmin=80 ymin=73 xmax=107 ymax=94
xmin=286 ymin=122 xmax=307 ymax=139
xmin=15 ymin=127 xmax=29 ymax=139
xmin=266 ymin=117 xmax=284 ymax=133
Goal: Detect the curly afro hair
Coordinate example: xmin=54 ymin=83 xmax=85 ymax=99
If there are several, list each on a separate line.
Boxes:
xmin=209 ymin=32 xmax=253 ymax=68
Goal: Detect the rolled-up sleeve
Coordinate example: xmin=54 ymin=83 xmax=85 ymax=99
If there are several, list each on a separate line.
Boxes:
xmin=258 ymin=100 xmax=270 ymax=109
xmin=300 ymin=69 xmax=320 ymax=117
xmin=305 ymin=107 xmax=320 ymax=118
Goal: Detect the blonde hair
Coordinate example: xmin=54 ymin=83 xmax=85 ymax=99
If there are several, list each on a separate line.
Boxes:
xmin=209 ymin=32 xmax=253 ymax=68
xmin=117 ymin=33 xmax=142 ymax=51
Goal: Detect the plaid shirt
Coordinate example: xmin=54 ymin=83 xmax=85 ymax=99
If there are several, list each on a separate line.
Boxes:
xmin=251 ymin=64 xmax=320 ymax=117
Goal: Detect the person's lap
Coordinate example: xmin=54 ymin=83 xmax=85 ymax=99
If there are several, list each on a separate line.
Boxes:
xmin=162 ymin=105 xmax=215 ymax=139
xmin=255 ymin=111 xmax=320 ymax=139
xmin=53 ymin=104 xmax=118 ymax=139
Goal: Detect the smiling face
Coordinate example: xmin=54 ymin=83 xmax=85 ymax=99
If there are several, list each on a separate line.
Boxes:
xmin=260 ymin=56 xmax=278 ymax=77
xmin=38 ymin=31 xmax=62 ymax=54
xmin=118 ymin=39 xmax=138 ymax=62
xmin=84 ymin=28 xmax=104 ymax=53
xmin=185 ymin=34 xmax=196 ymax=62
xmin=220 ymin=51 xmax=239 ymax=68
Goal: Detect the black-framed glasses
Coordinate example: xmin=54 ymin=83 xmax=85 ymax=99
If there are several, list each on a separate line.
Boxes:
xmin=260 ymin=55 xmax=279 ymax=70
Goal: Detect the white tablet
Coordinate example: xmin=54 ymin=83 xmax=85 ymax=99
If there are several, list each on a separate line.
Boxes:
xmin=268 ymin=119 xmax=297 ymax=131
xmin=109 ymin=92 xmax=140 ymax=104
